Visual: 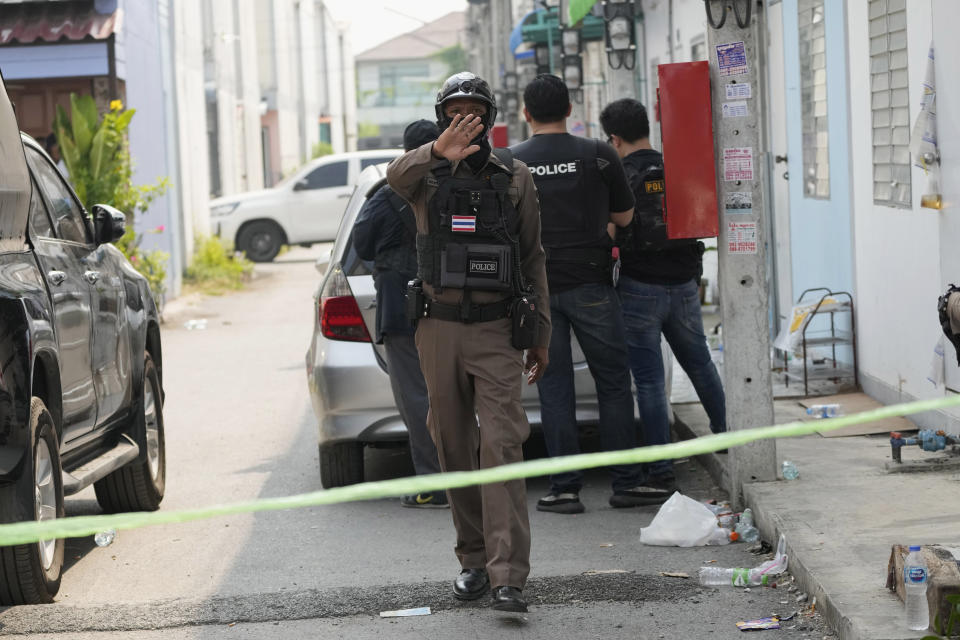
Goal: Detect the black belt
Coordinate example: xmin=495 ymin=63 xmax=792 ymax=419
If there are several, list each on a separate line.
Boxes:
xmin=545 ymin=246 xmax=611 ymax=265
xmin=425 ymin=297 xmax=512 ymax=323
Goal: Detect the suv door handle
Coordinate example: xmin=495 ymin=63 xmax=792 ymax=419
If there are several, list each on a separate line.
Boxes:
xmin=47 ymin=270 xmax=67 ymax=286
xmin=84 ymin=271 xmax=101 ymax=284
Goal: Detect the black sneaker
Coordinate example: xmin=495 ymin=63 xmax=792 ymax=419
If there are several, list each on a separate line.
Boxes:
xmin=536 ymin=492 xmax=585 ymax=514
xmin=609 ymin=478 xmax=679 ymax=508
xmin=400 ymin=492 xmax=449 ymax=508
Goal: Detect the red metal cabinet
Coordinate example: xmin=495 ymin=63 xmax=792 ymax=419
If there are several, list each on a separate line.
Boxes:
xmin=657 ymin=61 xmax=719 ymax=239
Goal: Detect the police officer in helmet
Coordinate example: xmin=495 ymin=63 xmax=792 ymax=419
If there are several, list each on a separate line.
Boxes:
xmin=601 ymin=98 xmax=727 ymax=503
xmin=511 ymin=74 xmax=648 ymax=514
xmin=387 ymin=72 xmax=550 ymax=613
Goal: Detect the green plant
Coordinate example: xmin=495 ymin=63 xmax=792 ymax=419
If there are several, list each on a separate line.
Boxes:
xmin=53 ymin=96 xmax=170 ymax=302
xmin=922 ymin=594 xmax=960 ymax=639
xmin=432 ymin=44 xmax=468 ymax=78
xmin=311 ymin=141 xmax=334 ymax=159
xmin=184 ymin=236 xmax=253 ymax=295
xmin=357 ymin=121 xmax=381 ymax=139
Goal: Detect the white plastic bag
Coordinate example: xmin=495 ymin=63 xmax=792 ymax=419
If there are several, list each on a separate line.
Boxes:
xmin=640 ymin=492 xmax=719 ymax=547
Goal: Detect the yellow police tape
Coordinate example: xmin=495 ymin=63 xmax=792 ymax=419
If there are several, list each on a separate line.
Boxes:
xmin=2 ymin=394 xmax=959 ymax=546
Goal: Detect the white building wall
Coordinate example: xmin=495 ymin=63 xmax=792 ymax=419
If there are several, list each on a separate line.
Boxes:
xmin=172 ymin=0 xmax=211 ymax=253
xmin=846 ymin=2 xmax=946 ymax=414
xmin=237 ymin=1 xmax=264 ymax=192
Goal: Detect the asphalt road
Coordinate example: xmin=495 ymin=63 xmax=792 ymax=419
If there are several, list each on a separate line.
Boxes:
xmin=0 ymin=246 xmax=833 ymax=639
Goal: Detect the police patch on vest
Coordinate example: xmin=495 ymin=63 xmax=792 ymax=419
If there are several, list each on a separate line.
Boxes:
xmin=644 ymin=179 xmax=665 ymax=194
xmin=528 ymin=160 xmax=581 ymax=179
xmin=468 ymin=258 xmax=500 ymax=276
xmin=451 ymin=215 xmax=476 ymax=232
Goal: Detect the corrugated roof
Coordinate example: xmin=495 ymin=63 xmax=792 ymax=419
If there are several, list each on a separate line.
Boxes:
xmin=0 ymin=2 xmax=121 ymax=45
xmin=356 ymin=11 xmax=464 ymax=62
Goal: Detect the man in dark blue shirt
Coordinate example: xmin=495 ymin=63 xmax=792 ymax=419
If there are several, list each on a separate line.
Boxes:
xmin=512 ymin=75 xmax=647 ymax=514
xmin=352 ymin=119 xmax=445 ymax=509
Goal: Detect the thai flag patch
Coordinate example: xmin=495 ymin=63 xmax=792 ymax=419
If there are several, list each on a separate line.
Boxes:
xmin=451 ymin=215 xmax=476 ymax=233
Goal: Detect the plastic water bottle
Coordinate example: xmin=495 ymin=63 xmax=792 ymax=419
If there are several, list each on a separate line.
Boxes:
xmin=94 ymin=529 xmax=116 ymax=547
xmin=698 ymin=566 xmax=774 ymax=587
xmin=805 ymin=403 xmax=842 ymax=419
xmin=735 ymin=508 xmax=760 ymax=543
xmin=782 ymin=460 xmax=800 ymax=480
xmin=705 ymin=527 xmax=739 ymax=546
xmin=904 ymin=545 xmax=929 ymax=630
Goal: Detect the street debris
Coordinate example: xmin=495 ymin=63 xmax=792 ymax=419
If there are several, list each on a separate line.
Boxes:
xmin=782 ymin=460 xmax=800 ymax=480
xmin=583 ymin=569 xmax=630 ymax=576
xmin=699 ymin=534 xmax=789 ymax=587
xmin=736 ymin=616 xmax=781 ymax=631
xmin=94 ymin=529 xmax=116 ymax=547
xmin=640 ymin=492 xmax=722 ymax=546
xmin=658 ymin=571 xmax=691 ymax=579
xmin=599 ymin=543 xmax=615 ymax=548
xmin=183 ymin=319 xmax=208 ymax=330
xmin=379 ymin=607 xmax=431 ymax=618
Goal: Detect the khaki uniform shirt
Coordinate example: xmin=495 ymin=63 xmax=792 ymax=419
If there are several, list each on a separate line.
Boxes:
xmin=387 ymin=142 xmax=551 ymax=348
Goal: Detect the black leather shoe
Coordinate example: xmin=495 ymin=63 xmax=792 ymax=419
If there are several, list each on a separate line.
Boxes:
xmin=453 ymin=568 xmax=489 ymax=600
xmin=491 ymin=586 xmax=528 ymax=612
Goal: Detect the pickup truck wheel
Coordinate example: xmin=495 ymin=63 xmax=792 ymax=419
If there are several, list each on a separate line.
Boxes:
xmin=95 ymin=353 xmax=166 ymax=513
xmin=238 ymin=221 xmax=284 ymax=262
xmin=0 ymin=398 xmax=64 ymax=605
xmin=319 ymin=442 xmax=364 ymax=488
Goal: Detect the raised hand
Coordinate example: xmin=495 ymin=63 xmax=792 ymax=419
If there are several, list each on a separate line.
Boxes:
xmin=432 ymin=114 xmax=485 ymax=162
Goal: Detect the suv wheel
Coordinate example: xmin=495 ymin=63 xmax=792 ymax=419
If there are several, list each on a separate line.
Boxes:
xmin=238 ymin=221 xmax=284 ymax=262
xmin=0 ymin=398 xmax=65 ymax=604
xmin=95 ymin=353 xmax=166 ymax=513
xmin=319 ymin=442 xmax=364 ymax=488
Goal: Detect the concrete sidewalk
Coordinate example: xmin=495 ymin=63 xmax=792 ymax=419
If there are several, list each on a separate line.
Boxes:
xmin=673 ymin=399 xmax=960 ymax=640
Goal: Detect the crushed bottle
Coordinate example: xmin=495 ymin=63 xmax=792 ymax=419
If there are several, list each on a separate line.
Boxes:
xmin=699 ymin=534 xmax=789 ymax=587
xmin=735 ymin=507 xmax=760 ymax=543
xmin=781 ymin=460 xmax=800 ymax=480
xmin=94 ymin=529 xmax=117 ymax=547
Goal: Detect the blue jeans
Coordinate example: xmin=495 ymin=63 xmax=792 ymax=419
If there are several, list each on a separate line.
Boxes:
xmin=536 ymin=283 xmax=642 ymax=494
xmin=618 ymin=276 xmax=727 ymax=479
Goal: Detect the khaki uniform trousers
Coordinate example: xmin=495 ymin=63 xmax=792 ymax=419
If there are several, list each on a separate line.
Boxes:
xmin=415 ymin=315 xmax=531 ymax=590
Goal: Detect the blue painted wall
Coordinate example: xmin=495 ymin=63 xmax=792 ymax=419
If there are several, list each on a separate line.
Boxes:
xmin=782 ymin=0 xmax=854 ymax=300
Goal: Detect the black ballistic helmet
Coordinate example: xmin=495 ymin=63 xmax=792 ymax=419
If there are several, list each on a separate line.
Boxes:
xmin=434 ymin=72 xmax=498 ymax=128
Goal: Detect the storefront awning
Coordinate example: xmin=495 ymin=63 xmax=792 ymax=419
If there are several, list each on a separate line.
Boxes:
xmin=0 ymin=3 xmax=122 ymax=45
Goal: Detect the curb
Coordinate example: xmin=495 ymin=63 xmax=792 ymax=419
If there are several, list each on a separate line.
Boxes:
xmin=671 ymin=405 xmax=866 ymax=640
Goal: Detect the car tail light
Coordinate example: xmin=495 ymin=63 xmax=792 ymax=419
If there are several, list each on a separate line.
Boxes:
xmin=319 ymin=266 xmax=371 ymax=342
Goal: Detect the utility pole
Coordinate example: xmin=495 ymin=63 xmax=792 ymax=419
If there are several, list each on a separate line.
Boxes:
xmin=705 ymin=0 xmax=776 ymax=506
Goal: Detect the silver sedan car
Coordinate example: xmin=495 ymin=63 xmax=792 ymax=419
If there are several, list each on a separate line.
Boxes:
xmin=306 ymin=164 xmax=672 ymax=488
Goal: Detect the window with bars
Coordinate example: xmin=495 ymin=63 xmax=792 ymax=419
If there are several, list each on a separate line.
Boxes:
xmin=798 ymin=0 xmax=829 ymax=199
xmin=869 ymin=0 xmax=911 ymax=207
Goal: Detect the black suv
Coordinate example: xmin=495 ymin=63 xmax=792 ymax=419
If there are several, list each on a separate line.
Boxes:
xmin=0 ymin=76 xmax=166 ymax=604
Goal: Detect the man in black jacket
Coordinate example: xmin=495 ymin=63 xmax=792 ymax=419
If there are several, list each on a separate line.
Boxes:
xmin=352 ymin=120 xmax=445 ymax=508
xmin=601 ymin=98 xmax=727 ymax=504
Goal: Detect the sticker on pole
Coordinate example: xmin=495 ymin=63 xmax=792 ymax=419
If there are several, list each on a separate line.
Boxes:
xmin=723 ymin=147 xmax=754 ymax=181
xmin=726 ymin=83 xmax=752 ymax=99
xmin=716 ymin=41 xmax=749 ymax=77
xmin=724 ymin=192 xmax=752 ymax=215
xmin=722 ymin=101 xmax=749 ymax=118
xmin=728 ymin=221 xmax=758 ymax=254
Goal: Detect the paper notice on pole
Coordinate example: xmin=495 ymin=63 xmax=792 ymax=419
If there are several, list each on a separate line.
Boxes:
xmin=723 ymin=147 xmax=754 ymax=181
xmin=726 ymin=83 xmax=752 ymax=99
xmin=724 ymin=192 xmax=753 ymax=215
xmin=716 ymin=42 xmax=749 ymax=77
xmin=727 ymin=221 xmax=758 ymax=254
xmin=722 ymin=101 xmax=748 ymax=118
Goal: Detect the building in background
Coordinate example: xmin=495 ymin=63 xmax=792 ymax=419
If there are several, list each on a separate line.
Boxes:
xmin=354 ymin=11 xmax=465 ymax=150
xmin=0 ymin=0 xmax=355 ymax=295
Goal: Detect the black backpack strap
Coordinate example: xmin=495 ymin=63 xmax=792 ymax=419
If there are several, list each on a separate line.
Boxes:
xmin=384 ymin=186 xmax=417 ymax=237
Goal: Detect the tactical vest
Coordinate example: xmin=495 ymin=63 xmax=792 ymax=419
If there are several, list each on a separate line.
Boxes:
xmin=622 ymin=151 xmax=698 ymax=253
xmin=416 ymin=149 xmax=522 ymax=294
xmin=514 ymin=137 xmax=611 ymax=266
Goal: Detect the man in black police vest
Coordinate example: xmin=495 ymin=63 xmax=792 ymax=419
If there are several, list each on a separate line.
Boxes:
xmin=512 ymin=74 xmax=647 ymax=514
xmin=601 ymin=98 xmax=727 ymax=503
xmin=352 ymin=120 xmax=445 ymax=509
